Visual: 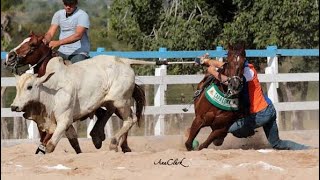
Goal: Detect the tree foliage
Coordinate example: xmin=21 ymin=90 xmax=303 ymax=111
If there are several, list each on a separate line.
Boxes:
xmin=217 ymin=0 xmax=319 ymax=49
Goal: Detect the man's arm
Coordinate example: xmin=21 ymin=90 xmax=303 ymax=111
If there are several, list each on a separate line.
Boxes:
xmin=43 ymin=24 xmax=59 ymax=45
xmin=48 ymin=26 xmax=87 ymax=49
xmin=198 ymin=53 xmax=228 ymax=84
xmin=199 ymin=53 xmax=224 ymax=68
xmin=204 ymin=59 xmax=225 ymax=68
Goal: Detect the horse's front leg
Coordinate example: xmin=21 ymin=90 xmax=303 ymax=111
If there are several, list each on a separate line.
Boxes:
xmin=35 ymin=121 xmax=52 ymax=154
xmin=185 ymin=116 xmax=203 ymax=151
xmin=198 ymin=128 xmax=228 ymax=150
xmin=90 ymin=107 xmax=115 ymax=149
xmin=35 ymin=129 xmax=49 ymax=154
xmin=210 ymin=126 xmax=225 ymax=146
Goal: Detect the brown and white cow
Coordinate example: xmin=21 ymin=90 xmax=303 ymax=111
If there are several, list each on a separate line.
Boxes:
xmin=11 ymin=55 xmax=146 ymax=153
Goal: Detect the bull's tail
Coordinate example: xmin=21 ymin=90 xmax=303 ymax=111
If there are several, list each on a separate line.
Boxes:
xmin=122 ymin=58 xmax=195 ymax=65
xmin=124 ymin=58 xmax=158 ymax=65
xmin=132 ymin=84 xmax=146 ymax=127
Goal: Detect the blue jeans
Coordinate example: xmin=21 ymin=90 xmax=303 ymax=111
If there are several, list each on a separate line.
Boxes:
xmin=58 ymin=52 xmax=89 ymax=63
xmin=228 ymin=104 xmax=310 ymax=150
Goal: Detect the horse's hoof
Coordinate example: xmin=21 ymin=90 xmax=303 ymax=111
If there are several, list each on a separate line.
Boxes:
xmin=35 ymin=144 xmax=46 ymax=154
xmin=185 ymin=142 xmax=193 ymax=151
xmin=109 ymin=138 xmax=118 ymax=152
xmin=90 ymin=131 xmax=106 ymax=149
xmin=212 ymin=138 xmax=224 ymax=146
xmin=100 ymin=133 xmax=106 ymax=142
xmin=91 ymin=135 xmax=103 ymax=149
xmin=46 ymin=142 xmax=55 ymax=153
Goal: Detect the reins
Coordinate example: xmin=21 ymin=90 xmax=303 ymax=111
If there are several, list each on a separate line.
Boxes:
xmin=27 ymin=48 xmax=51 ymax=70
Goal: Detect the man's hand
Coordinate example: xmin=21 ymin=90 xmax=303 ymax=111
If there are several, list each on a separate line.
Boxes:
xmin=48 ymin=40 xmax=61 ymax=49
xmin=42 ymin=38 xmax=49 ymax=45
xmin=195 ymin=53 xmax=210 ymax=65
xmin=199 ymin=53 xmax=210 ymax=65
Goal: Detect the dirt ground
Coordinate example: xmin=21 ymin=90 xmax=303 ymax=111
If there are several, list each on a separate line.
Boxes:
xmin=1 ymin=129 xmax=319 ymax=180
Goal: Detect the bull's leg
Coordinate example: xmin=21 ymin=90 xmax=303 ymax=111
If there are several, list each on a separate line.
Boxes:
xmin=90 ymin=107 xmax=115 ymax=149
xmin=114 ymin=109 xmax=131 ymax=153
xmin=185 ymin=116 xmax=203 ymax=151
xmin=198 ymin=128 xmax=227 ymax=150
xmin=65 ymin=125 xmax=82 ymax=154
xmin=109 ymin=107 xmax=137 ymax=152
xmin=119 ymin=132 xmax=131 ymax=153
xmin=46 ymin=115 xmax=72 ymax=153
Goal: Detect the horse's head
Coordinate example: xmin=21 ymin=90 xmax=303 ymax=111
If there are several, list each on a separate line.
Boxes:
xmin=4 ymin=32 xmax=51 ymax=74
xmin=224 ymin=42 xmax=246 ymax=97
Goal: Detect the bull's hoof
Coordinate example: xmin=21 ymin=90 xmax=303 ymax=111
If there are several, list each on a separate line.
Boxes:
xmin=35 ymin=144 xmax=46 ymax=154
xmin=46 ymin=142 xmax=55 ymax=153
xmin=109 ymin=138 xmax=118 ymax=152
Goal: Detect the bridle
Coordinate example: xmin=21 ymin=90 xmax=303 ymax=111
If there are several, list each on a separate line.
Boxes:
xmin=6 ymin=42 xmax=52 ymax=75
xmin=221 ymin=51 xmax=244 ymax=98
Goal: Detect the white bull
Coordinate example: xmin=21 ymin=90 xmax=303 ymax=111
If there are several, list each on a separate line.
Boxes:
xmin=11 ymin=55 xmax=147 ymax=153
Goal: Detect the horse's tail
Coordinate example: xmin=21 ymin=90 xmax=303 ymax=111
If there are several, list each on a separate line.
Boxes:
xmin=132 ymin=83 xmax=146 ymax=127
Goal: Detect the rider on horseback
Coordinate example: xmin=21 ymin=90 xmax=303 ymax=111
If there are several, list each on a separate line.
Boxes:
xmin=198 ymin=51 xmax=311 ymax=150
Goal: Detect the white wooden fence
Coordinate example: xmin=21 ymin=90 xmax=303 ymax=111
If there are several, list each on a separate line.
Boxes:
xmin=1 ymin=47 xmax=319 ymax=139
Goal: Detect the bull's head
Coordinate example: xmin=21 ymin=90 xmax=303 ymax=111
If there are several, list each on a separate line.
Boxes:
xmin=11 ymin=72 xmax=55 ymax=112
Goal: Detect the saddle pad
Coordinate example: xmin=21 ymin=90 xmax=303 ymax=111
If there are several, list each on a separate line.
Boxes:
xmin=205 ymin=84 xmax=239 ymax=111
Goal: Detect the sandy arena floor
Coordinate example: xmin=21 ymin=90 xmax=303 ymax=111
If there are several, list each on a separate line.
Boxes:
xmin=1 ymin=130 xmax=319 ymax=180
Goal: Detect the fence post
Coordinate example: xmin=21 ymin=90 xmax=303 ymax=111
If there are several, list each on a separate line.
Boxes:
xmin=27 ymin=120 xmax=39 ymax=139
xmin=86 ymin=47 xmax=105 ymax=138
xmin=265 ymin=45 xmax=280 ymax=123
xmin=154 ymin=47 xmax=167 ymax=135
xmin=265 ymin=45 xmax=279 ymax=103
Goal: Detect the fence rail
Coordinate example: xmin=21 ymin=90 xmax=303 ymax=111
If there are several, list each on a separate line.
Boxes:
xmin=1 ymin=46 xmax=319 ymax=138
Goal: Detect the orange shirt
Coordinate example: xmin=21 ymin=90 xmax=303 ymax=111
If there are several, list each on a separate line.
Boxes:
xmin=243 ymin=63 xmax=270 ymax=113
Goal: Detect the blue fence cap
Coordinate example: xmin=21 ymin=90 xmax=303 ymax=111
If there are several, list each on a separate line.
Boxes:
xmin=159 ymin=47 xmax=167 ymax=52
xmin=267 ymin=46 xmax=278 ymax=50
xmin=216 ymin=46 xmax=224 ymax=51
xmin=96 ymin=47 xmax=105 ymax=52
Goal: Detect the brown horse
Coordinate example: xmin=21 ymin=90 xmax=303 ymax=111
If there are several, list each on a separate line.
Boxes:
xmin=5 ymin=32 xmax=145 ymax=154
xmin=185 ymin=43 xmax=247 ymax=151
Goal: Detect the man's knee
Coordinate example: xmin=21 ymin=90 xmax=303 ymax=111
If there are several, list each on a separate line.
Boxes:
xmin=71 ymin=54 xmax=88 ymax=63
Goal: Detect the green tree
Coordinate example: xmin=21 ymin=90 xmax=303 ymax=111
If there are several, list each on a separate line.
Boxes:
xmin=108 ymin=0 xmax=237 ymax=74
xmin=218 ymin=0 xmax=319 ymax=130
xmin=1 ymin=0 xmax=22 ymax=11
xmin=217 ymin=0 xmax=319 ymax=49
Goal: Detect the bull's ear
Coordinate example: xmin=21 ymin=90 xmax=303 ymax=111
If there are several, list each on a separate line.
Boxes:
xmin=36 ymin=72 xmax=55 ymax=86
xmin=14 ymin=74 xmax=20 ymax=82
xmin=14 ymin=74 xmax=20 ymax=79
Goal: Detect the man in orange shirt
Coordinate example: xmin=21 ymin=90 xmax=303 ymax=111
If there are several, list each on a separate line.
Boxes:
xmin=199 ymin=53 xmax=311 ymax=150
